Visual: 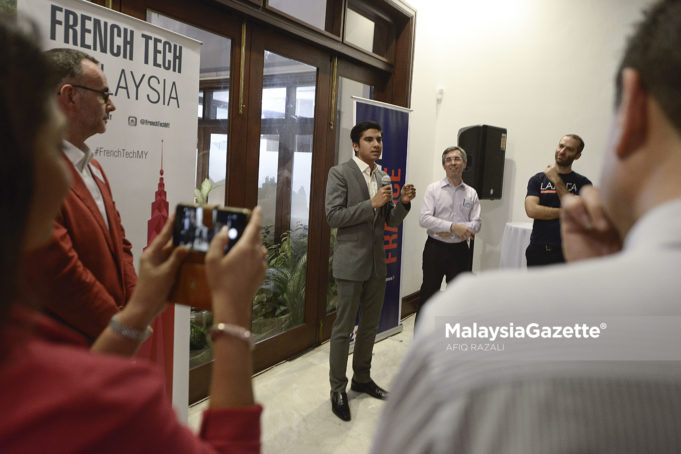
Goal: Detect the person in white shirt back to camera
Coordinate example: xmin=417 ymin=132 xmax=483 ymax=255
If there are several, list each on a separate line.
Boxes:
xmin=372 ymin=0 xmax=681 ymax=452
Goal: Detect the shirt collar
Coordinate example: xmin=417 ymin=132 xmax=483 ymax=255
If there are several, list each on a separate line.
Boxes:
xmin=624 ymin=198 xmax=681 ymax=251
xmin=441 ymin=177 xmax=465 ymax=190
xmin=353 ymin=155 xmax=381 ymax=176
xmin=62 ymin=140 xmax=93 ymax=172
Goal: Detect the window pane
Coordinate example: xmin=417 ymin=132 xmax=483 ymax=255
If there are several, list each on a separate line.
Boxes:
xmin=254 ymin=52 xmax=316 ymax=341
xmin=208 ymin=134 xmax=227 ymax=183
xmin=258 ymin=134 xmax=280 ymax=239
xmin=295 ymin=86 xmax=315 ymax=118
xmin=291 ymin=134 xmax=312 ymax=229
xmin=268 ymin=0 xmax=326 ymax=30
xmin=198 ymin=91 xmax=204 ymax=118
xmin=262 ymin=87 xmax=286 ymax=118
xmin=345 ymin=8 xmax=375 ymax=52
xmin=344 ymin=2 xmax=393 ymax=58
xmin=208 ymin=90 xmax=229 ymax=120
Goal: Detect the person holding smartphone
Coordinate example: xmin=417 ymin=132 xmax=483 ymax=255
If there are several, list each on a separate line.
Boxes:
xmin=0 ymin=17 xmax=266 ymax=452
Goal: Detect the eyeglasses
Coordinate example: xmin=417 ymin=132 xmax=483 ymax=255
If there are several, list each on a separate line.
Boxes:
xmin=62 ymin=84 xmax=113 ymax=103
xmin=444 ymin=156 xmax=463 ymax=163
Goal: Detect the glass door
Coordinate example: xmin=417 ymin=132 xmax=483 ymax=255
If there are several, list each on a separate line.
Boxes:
xmin=253 ymin=51 xmax=316 ymax=341
xmin=244 ymin=27 xmax=333 ymax=370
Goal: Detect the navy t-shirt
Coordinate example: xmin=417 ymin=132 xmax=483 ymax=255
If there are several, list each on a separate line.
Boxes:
xmin=526 ymin=171 xmax=592 ymax=246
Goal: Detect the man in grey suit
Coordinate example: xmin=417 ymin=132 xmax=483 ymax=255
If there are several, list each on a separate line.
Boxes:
xmin=325 ymin=121 xmax=416 ymax=421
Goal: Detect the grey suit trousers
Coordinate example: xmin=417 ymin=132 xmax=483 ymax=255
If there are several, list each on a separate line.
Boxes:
xmin=325 ymin=159 xmax=410 ymax=392
xmin=329 ymin=273 xmax=386 ymax=392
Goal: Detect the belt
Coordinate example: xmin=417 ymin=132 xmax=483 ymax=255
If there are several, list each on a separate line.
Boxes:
xmin=427 ymin=236 xmax=468 ymax=247
xmin=533 ymin=244 xmax=560 ymax=253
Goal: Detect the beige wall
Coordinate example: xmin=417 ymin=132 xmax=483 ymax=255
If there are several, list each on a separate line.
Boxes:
xmin=400 ymin=0 xmax=654 ymax=296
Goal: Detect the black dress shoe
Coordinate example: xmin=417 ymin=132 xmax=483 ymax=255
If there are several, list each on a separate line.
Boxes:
xmin=331 ymin=391 xmax=351 ymax=421
xmin=350 ymin=379 xmax=389 ymax=400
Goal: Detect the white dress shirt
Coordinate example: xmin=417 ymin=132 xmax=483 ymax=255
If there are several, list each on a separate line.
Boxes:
xmin=353 ymin=155 xmax=379 ymax=198
xmin=419 ymin=177 xmax=481 ymax=243
xmin=62 ymin=140 xmax=109 ymax=229
xmin=372 ymin=198 xmax=681 ymax=454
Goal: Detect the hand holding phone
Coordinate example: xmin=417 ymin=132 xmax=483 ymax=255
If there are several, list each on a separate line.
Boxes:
xmin=205 ymin=206 xmax=267 ymax=327
xmin=122 ymin=214 xmax=189 ymax=323
xmin=171 ymin=204 xmax=252 ymax=310
xmin=173 ymin=204 xmax=250 ymax=255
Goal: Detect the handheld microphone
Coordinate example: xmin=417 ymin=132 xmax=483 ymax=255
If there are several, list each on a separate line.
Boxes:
xmin=381 ymin=175 xmax=393 ymax=199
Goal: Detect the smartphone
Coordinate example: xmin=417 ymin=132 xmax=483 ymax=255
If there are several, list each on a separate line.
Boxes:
xmin=173 ymin=204 xmax=250 ymax=254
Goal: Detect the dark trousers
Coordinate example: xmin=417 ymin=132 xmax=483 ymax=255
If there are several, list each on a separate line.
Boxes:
xmin=329 ymin=274 xmax=386 ymax=392
xmin=525 ymin=242 xmax=565 ymax=267
xmin=417 ymin=237 xmax=472 ymax=323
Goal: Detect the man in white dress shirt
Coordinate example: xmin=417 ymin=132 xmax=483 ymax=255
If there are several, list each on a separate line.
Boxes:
xmin=325 ymin=121 xmax=415 ymax=421
xmin=372 ymin=1 xmax=681 ymax=452
xmin=417 ymin=146 xmax=480 ymax=322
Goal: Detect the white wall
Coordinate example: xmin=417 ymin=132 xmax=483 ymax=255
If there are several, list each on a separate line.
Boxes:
xmin=400 ymin=0 xmax=654 ymax=296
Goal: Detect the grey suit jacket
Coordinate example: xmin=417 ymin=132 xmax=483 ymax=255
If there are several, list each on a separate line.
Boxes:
xmin=325 ymin=159 xmax=410 ymax=281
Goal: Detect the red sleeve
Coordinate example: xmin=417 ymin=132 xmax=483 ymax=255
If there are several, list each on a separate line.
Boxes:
xmin=1 ymin=335 xmax=262 ymax=454
xmin=99 ymin=366 xmax=263 ymax=454
xmin=115 ymin=203 xmax=138 ymax=299
xmin=200 ymin=406 xmax=263 ymax=453
xmin=27 ymin=220 xmax=120 ymax=340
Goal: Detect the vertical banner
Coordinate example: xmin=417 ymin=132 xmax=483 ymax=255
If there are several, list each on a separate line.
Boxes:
xmin=354 ymin=97 xmax=411 ymax=336
xmin=18 ymin=0 xmax=200 ymax=421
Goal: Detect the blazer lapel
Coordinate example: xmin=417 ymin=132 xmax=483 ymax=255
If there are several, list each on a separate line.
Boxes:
xmin=347 ymin=160 xmax=370 ymax=200
xmin=63 ymin=155 xmax=115 ymax=255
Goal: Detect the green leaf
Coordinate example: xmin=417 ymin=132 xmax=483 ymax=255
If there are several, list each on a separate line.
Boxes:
xmin=200 ymin=179 xmax=213 ymax=198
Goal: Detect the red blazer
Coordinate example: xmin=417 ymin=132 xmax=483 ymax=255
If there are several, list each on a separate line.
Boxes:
xmin=25 ymin=155 xmax=137 ymax=342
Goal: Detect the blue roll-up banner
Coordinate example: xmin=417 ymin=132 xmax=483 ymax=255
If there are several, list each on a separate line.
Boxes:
xmin=354 ymin=97 xmax=411 ymax=337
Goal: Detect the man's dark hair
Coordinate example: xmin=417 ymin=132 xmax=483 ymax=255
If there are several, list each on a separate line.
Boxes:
xmin=45 ymin=48 xmax=99 ymax=87
xmin=616 ymin=0 xmax=681 ymax=133
xmin=0 ymin=16 xmax=54 ymax=326
xmin=442 ymin=146 xmax=467 ymax=165
xmin=350 ymin=121 xmax=382 ymax=144
xmin=565 ymin=134 xmax=585 ymax=153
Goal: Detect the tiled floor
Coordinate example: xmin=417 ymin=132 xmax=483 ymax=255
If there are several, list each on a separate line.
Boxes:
xmin=188 ymin=314 xmax=415 ymax=454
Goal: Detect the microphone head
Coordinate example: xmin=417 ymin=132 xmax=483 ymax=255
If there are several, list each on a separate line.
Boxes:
xmin=381 ymin=175 xmax=391 ymax=186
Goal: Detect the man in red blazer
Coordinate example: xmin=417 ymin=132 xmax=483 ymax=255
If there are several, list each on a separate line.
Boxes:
xmin=26 ymin=49 xmax=137 ymax=343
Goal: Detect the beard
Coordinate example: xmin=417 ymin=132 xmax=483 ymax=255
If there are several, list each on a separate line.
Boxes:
xmin=555 ymin=152 xmax=575 ymax=167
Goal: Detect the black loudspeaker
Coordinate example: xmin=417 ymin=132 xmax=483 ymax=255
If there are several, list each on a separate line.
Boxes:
xmin=458 ymin=125 xmax=507 ymax=200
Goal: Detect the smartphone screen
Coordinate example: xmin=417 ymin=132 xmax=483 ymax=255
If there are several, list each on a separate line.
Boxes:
xmin=173 ymin=204 xmax=249 ymax=254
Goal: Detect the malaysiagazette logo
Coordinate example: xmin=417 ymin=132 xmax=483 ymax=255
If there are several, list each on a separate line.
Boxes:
xmin=445 ymin=321 xmax=606 ymax=342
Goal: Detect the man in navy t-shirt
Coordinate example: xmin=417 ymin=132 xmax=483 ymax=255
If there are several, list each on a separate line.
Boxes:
xmin=524 ymin=134 xmax=592 ymax=266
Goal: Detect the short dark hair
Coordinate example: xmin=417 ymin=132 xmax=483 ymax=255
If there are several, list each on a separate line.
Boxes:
xmin=564 ymin=134 xmax=585 ymax=153
xmin=350 ymin=121 xmax=382 ymax=144
xmin=0 ymin=16 xmax=55 ymax=326
xmin=442 ymin=146 xmax=467 ymax=165
xmin=616 ymin=0 xmax=681 ymax=134
xmin=45 ymin=48 xmax=99 ymax=87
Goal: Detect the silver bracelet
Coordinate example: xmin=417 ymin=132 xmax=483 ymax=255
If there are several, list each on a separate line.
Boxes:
xmin=109 ymin=313 xmax=153 ymax=342
xmin=208 ymin=323 xmax=254 ymax=350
